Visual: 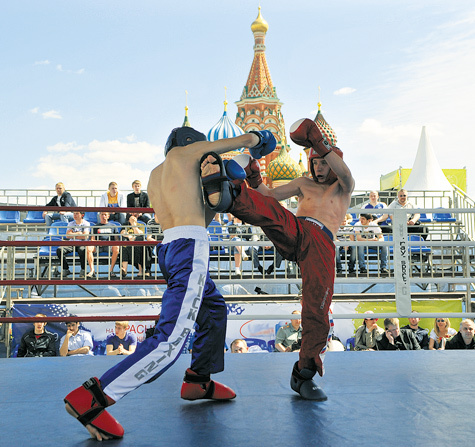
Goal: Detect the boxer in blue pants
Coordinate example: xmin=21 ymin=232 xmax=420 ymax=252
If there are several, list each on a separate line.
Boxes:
xmin=64 ymin=126 xmax=275 ymax=441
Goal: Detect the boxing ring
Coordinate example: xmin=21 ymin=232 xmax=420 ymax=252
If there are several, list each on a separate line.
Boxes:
xmin=1 ymin=205 xmax=475 ymax=445
xmin=1 ymin=350 xmax=474 ymax=446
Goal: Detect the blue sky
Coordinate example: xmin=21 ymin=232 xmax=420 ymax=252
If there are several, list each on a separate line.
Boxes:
xmin=1 ymin=0 xmax=475 ymax=196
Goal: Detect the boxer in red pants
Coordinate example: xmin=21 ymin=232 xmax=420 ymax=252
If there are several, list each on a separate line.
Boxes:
xmin=202 ymin=118 xmax=354 ymax=400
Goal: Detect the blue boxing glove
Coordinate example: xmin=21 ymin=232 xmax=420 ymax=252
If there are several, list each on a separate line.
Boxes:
xmin=248 ymin=130 xmax=276 ymax=159
xmin=223 ymin=159 xmax=246 ymax=182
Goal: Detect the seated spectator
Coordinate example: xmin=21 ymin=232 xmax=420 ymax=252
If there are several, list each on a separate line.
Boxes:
xmin=381 ymin=189 xmax=429 ymax=239
xmin=144 ymin=318 xmax=160 ymax=339
xmin=335 ymin=213 xmax=356 ymax=274
xmin=275 ymin=311 xmax=302 ymax=352
xmin=257 ymin=245 xmax=284 ymax=276
xmin=55 ymin=210 xmax=93 ymax=278
xmin=17 ymin=313 xmax=57 ymax=357
xmin=228 ymin=216 xmax=260 ymax=276
xmin=354 ymin=311 xmax=384 ymax=351
xmin=362 ymin=190 xmax=391 ymax=232
xmin=230 ymin=339 xmax=264 ymax=353
xmin=230 ymin=339 xmax=249 ymax=353
xmin=120 ymin=213 xmax=151 ymax=278
xmin=445 ymin=319 xmax=475 ymax=350
xmin=327 ymin=335 xmax=345 ymax=351
xmin=88 ymin=211 xmax=120 ymax=278
xmin=376 ymin=318 xmax=421 ymax=350
xmin=126 ymin=180 xmax=152 ymax=224
xmin=43 ymin=182 xmax=76 ymax=227
xmin=106 ymin=321 xmax=137 ymax=355
xmin=99 ymin=181 xmax=126 ymax=225
xmin=59 ymin=319 xmax=94 ymax=356
xmin=354 ymin=213 xmax=389 ymax=274
xmin=429 ymin=317 xmax=457 ymax=350
xmin=401 ymin=313 xmax=430 ymax=349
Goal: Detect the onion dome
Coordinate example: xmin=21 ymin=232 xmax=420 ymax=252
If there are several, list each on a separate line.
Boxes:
xmin=182 ymin=105 xmax=191 ymax=127
xmin=208 ymin=100 xmax=245 ymax=157
xmin=314 ymin=102 xmax=337 ymax=146
xmin=267 ymin=146 xmax=302 ymax=182
xmin=251 ymin=6 xmax=269 ymax=33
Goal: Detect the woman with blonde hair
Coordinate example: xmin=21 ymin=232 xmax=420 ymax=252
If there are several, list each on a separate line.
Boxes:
xmin=428 ymin=317 xmax=457 ymax=350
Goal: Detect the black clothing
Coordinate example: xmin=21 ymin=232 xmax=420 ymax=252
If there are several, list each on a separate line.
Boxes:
xmin=401 ymin=324 xmax=430 ymax=350
xmin=445 ymin=332 xmax=475 ymax=350
xmin=376 ymin=328 xmax=421 ymax=351
xmin=17 ymin=329 xmax=57 ymax=357
xmin=126 ymin=191 xmax=150 ymax=208
xmin=46 ymin=191 xmax=76 ymax=208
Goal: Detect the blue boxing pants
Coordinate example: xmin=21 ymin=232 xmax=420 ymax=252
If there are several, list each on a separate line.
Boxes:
xmin=100 ymin=226 xmax=227 ymax=402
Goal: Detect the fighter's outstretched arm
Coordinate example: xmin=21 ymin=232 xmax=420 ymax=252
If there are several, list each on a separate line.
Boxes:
xmin=325 ymin=151 xmax=355 ymax=194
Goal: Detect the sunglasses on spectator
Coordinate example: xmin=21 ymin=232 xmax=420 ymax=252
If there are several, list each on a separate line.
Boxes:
xmin=364 ymin=318 xmax=376 ymax=321
xmin=436 ymin=319 xmax=446 ymax=323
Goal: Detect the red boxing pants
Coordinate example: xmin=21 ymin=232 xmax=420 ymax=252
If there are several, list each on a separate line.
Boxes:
xmin=232 ymin=184 xmax=335 ymax=376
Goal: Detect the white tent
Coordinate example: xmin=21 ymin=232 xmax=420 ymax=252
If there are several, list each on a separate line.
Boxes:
xmin=403 ymin=126 xmax=453 ymax=191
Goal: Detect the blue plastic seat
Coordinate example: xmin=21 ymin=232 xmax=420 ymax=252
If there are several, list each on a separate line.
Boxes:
xmin=408 ymin=235 xmax=430 ymax=254
xmin=38 ymin=222 xmax=69 ymax=257
xmin=243 ymin=337 xmax=268 ymax=351
xmin=0 ymin=210 xmax=20 ymax=223
xmin=23 ymin=210 xmax=46 ymax=224
xmin=346 ymin=337 xmax=355 ymax=351
xmin=418 ymin=213 xmax=432 ymax=223
xmin=207 ymin=220 xmax=228 ymax=255
xmin=84 ymin=212 xmax=98 ymax=225
xmin=432 ymin=212 xmax=456 ymax=222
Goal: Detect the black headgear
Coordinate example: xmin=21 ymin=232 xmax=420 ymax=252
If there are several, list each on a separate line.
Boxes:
xmin=164 ymin=127 xmax=207 ymax=156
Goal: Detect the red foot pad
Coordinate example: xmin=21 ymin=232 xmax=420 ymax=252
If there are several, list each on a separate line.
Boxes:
xmin=180 ymin=368 xmax=236 ymax=401
xmin=64 ymin=377 xmax=124 ymax=439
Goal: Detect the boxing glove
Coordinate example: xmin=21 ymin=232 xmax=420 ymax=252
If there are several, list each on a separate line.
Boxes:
xmin=248 ymin=130 xmax=276 ymax=159
xmin=290 ymin=118 xmax=331 ymax=157
xmin=233 ymin=154 xmax=263 ymax=189
xmin=223 ymin=159 xmax=246 ymax=183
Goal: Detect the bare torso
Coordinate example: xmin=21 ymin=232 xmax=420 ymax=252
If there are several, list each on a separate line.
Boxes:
xmin=147 ymin=146 xmax=208 ymax=231
xmin=295 ymin=177 xmax=352 ymax=236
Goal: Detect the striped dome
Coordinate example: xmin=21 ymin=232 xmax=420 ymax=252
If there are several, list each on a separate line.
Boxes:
xmin=267 ymin=146 xmax=302 ymax=181
xmin=208 ymin=110 xmax=245 ymax=153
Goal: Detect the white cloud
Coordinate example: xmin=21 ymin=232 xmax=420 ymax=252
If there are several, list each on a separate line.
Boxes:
xmin=34 ymin=60 xmax=50 ymax=65
xmin=29 ymin=107 xmax=39 ymax=114
xmin=42 ymin=110 xmax=62 ymax=119
xmin=32 ymin=138 xmax=164 ymax=190
xmin=334 ymin=87 xmax=356 ymax=96
xmin=56 ymin=64 xmax=85 ymax=74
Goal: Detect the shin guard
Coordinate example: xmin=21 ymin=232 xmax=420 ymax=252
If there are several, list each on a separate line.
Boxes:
xmin=64 ymin=377 xmax=124 ymax=439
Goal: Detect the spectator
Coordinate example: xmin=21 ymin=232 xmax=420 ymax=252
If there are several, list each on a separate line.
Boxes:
xmin=99 ymin=181 xmax=126 ymax=225
xmin=362 ymin=190 xmax=391 ymax=232
xmin=354 ymin=213 xmax=389 ymax=274
xmin=275 ymin=311 xmax=302 ymax=352
xmin=228 ymin=216 xmax=260 ymax=276
xmin=106 ymin=321 xmax=137 ymax=356
xmin=401 ymin=313 xmax=430 ymax=350
xmin=376 ymin=318 xmax=421 ymax=350
xmin=335 ymin=213 xmax=356 ymax=274
xmin=120 ymin=213 xmax=150 ymax=278
xmin=381 ymin=189 xmax=429 ymax=239
xmin=257 ymin=245 xmax=284 ymax=276
xmin=354 ymin=311 xmax=384 ymax=351
xmin=144 ymin=318 xmax=160 ymax=339
xmin=229 ymin=338 xmax=264 ymax=353
xmin=428 ymin=317 xmax=457 ymax=350
xmin=43 ymin=182 xmax=76 ymax=227
xmin=230 ymin=339 xmax=249 ymax=353
xmin=88 ymin=211 xmax=120 ymax=278
xmin=445 ymin=319 xmax=475 ymax=349
xmin=17 ymin=313 xmax=57 ymax=357
xmin=56 ymin=210 xmax=93 ymax=278
xmin=126 ymin=180 xmax=152 ymax=224
xmin=59 ymin=319 xmax=94 ymax=356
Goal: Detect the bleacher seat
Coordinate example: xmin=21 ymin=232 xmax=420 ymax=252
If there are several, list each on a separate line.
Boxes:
xmin=346 ymin=337 xmax=355 ymax=351
xmin=207 ymin=220 xmax=228 ymax=255
xmin=408 ymin=235 xmax=430 ymax=254
xmin=23 ymin=210 xmax=46 ymax=224
xmin=84 ymin=212 xmax=98 ymax=225
xmin=243 ymin=337 xmax=268 ymax=351
xmin=433 ymin=212 xmax=456 ymax=222
xmin=0 ymin=210 xmax=20 ymax=224
xmin=38 ymin=221 xmax=69 ymax=257
xmin=418 ymin=213 xmax=432 ymax=223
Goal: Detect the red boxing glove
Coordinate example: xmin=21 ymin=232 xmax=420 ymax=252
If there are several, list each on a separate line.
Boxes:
xmin=289 ymin=118 xmax=332 ymax=158
xmin=233 ymin=154 xmax=263 ymax=189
